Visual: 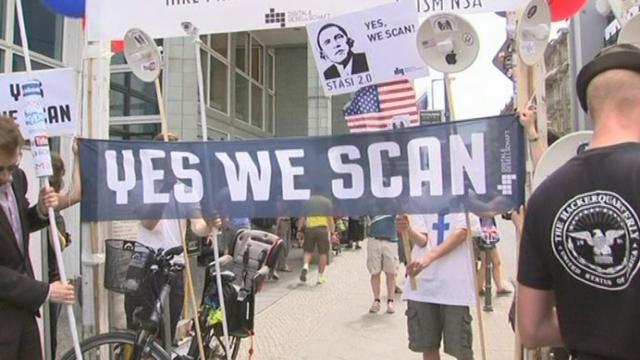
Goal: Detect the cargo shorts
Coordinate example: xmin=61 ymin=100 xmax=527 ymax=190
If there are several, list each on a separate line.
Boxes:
xmin=405 ymin=300 xmax=473 ymax=359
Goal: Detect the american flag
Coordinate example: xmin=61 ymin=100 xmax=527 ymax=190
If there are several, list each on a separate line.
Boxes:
xmin=343 ymin=79 xmax=419 ymax=133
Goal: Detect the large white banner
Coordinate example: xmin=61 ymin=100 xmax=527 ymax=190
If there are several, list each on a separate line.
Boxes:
xmin=307 ymin=1 xmax=427 ymax=96
xmin=87 ymin=0 xmax=391 ymax=41
xmin=86 ymin=0 xmax=523 ymax=41
xmin=0 ymin=68 xmax=78 ymax=138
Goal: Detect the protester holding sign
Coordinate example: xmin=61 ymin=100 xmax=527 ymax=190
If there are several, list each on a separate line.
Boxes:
xmin=124 ymin=132 xmax=222 ymax=345
xmin=0 ymin=115 xmax=74 ymax=360
xmin=518 ymin=44 xmax=640 ymax=360
xmin=398 ymin=212 xmax=479 ymax=360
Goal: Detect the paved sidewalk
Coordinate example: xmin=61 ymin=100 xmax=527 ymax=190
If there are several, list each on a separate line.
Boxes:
xmin=236 ymin=240 xmax=517 ymax=360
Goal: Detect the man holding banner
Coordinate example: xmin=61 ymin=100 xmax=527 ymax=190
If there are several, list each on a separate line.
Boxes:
xmin=0 ymin=115 xmax=75 ymax=360
xmin=518 ymin=44 xmax=640 ymax=360
xmin=398 ymin=212 xmax=479 ymax=360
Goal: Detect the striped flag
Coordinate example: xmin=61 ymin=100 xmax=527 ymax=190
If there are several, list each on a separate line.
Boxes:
xmin=343 ymin=79 xmax=419 ymax=133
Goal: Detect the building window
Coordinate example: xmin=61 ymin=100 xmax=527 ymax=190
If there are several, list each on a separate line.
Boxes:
xmin=251 ymin=38 xmax=263 ymax=84
xmin=0 ymin=0 xmax=6 ymax=40
xmin=235 ymin=72 xmax=249 ymax=122
xmin=12 ymin=55 xmax=52 ymax=71
xmin=266 ymin=93 xmax=274 ymax=133
xmin=110 ymin=123 xmax=161 ymax=140
xmin=210 ymin=34 xmax=228 ymax=58
xmin=209 ymin=54 xmax=228 ymax=113
xmin=201 ymin=35 xmax=230 ymax=114
xmin=235 ymin=32 xmax=249 ymax=74
xmin=251 ymin=83 xmax=263 ymax=128
xmin=110 ymin=72 xmax=159 ymax=117
xmin=266 ymin=52 xmax=274 ymax=91
xmin=13 ymin=1 xmax=64 ymax=60
xmin=0 ymin=50 xmax=5 ymax=73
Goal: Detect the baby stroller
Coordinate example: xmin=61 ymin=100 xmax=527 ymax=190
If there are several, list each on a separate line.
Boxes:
xmin=188 ymin=229 xmax=284 ymax=359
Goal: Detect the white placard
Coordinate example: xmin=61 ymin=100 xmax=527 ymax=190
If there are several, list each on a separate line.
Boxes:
xmin=86 ymin=0 xmax=523 ymax=42
xmin=0 ymin=68 xmax=78 ymax=138
xmin=416 ymin=0 xmax=526 ymax=16
xmin=307 ymin=1 xmax=428 ymax=96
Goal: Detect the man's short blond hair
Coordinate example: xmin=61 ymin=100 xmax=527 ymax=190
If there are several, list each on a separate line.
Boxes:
xmin=587 ymin=69 xmax=640 ymax=121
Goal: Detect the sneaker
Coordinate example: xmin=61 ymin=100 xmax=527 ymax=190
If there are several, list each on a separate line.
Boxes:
xmin=386 ymin=300 xmax=396 ymax=314
xmin=369 ymin=300 xmax=381 ymax=313
xmin=300 ymin=267 xmax=308 ymax=282
xmin=317 ymin=273 xmax=327 ymax=285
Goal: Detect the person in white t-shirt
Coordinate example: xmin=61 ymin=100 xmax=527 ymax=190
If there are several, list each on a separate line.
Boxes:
xmin=397 ymin=212 xmax=478 ymax=360
xmin=124 ymin=132 xmax=221 ymax=346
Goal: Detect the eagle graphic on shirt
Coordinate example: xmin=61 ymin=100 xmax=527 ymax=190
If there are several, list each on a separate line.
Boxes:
xmin=568 ymin=229 xmax=625 ymax=265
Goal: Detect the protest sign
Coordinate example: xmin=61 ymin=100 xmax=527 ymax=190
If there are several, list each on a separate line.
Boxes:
xmin=416 ymin=0 xmax=525 ymax=16
xmin=307 ymin=1 xmax=428 ymax=96
xmin=0 ymin=68 xmax=78 ymax=138
xmin=80 ymin=114 xmax=525 ymax=221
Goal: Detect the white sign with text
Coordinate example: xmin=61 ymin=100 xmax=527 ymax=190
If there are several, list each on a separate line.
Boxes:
xmin=86 ymin=0 xmax=523 ymax=42
xmin=0 ymin=68 xmax=78 ymax=138
xmin=307 ymin=0 xmax=428 ymax=96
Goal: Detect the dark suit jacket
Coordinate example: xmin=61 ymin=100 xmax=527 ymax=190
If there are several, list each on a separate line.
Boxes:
xmin=0 ymin=169 xmax=50 ymax=330
xmin=323 ymin=52 xmax=370 ymax=80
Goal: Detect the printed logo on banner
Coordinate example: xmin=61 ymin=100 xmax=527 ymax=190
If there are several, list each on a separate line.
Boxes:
xmin=265 ymin=8 xmax=286 ymax=27
xmin=552 ymin=191 xmax=640 ymax=291
xmin=416 ymin=0 xmax=522 ymax=16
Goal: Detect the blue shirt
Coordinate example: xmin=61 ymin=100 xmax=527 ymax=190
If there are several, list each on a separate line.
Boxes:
xmin=229 ymin=217 xmax=251 ymax=231
xmin=368 ymin=215 xmax=398 ymax=242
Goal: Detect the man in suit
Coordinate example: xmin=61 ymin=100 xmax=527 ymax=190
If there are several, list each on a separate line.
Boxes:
xmin=317 ymin=23 xmax=370 ymax=80
xmin=0 ymin=115 xmax=75 ymax=359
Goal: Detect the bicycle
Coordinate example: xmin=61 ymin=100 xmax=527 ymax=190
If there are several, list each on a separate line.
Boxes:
xmin=60 ymin=239 xmax=245 ymax=360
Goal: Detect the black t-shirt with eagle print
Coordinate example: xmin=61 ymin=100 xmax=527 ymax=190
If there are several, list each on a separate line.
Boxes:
xmin=518 ymin=142 xmax=640 ymax=360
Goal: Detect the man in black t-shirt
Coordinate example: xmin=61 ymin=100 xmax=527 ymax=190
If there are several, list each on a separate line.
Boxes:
xmin=517 ymin=44 xmax=640 ymax=360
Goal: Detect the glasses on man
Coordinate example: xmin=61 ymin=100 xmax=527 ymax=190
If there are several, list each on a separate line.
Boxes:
xmin=0 ymin=152 xmax=22 ymax=173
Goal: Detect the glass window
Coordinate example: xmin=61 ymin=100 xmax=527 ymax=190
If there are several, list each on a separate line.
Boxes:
xmin=235 ymin=33 xmax=249 ymax=73
xmin=12 ymin=55 xmax=52 ymax=71
xmin=110 ymin=72 xmax=159 ymax=117
xmin=111 ymin=53 xmax=126 ymax=66
xmin=266 ymin=93 xmax=274 ymax=133
xmin=209 ymin=55 xmax=228 ymax=113
xmin=235 ymin=73 xmax=248 ymax=121
xmin=0 ymin=0 xmax=6 ymax=40
xmin=110 ymin=123 xmax=161 ymax=140
xmin=210 ymin=34 xmax=228 ymax=58
xmin=0 ymin=50 xmax=4 ymax=73
xmin=251 ymin=40 xmax=263 ymax=84
xmin=14 ymin=1 xmax=64 ymax=60
xmin=251 ymin=84 xmax=263 ymax=128
xmin=266 ymin=52 xmax=274 ymax=91
xmin=200 ymin=49 xmax=209 ymax=103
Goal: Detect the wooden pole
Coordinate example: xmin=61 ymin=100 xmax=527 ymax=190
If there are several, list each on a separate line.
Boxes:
xmin=444 ymin=72 xmax=488 ymax=360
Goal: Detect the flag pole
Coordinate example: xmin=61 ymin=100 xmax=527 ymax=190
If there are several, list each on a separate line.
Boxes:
xmin=14 ymin=1 xmax=83 ymax=359
xmin=187 ymin=23 xmax=231 ymax=360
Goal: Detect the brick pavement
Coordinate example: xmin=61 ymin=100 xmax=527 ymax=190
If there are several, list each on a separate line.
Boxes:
xmin=235 ymin=240 xmax=517 ymax=360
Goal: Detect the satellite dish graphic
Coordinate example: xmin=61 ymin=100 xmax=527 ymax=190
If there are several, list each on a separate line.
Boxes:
xmin=416 ymin=14 xmax=480 ymax=73
xmin=618 ymin=13 xmax=640 ymax=45
xmin=124 ymin=28 xmax=162 ymax=82
xmin=516 ymin=0 xmax=551 ymax=66
xmin=532 ymin=131 xmax=593 ymax=190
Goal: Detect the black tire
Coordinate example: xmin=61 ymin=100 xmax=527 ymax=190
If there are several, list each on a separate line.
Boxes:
xmin=60 ymin=331 xmax=170 ymax=360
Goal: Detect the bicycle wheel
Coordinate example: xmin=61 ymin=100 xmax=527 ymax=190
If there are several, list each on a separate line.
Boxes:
xmin=186 ymin=332 xmax=242 ymax=360
xmin=60 ymin=331 xmax=170 ymax=360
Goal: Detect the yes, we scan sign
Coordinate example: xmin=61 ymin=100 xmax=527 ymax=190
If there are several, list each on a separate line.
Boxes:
xmin=0 ymin=68 xmax=78 ymax=138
